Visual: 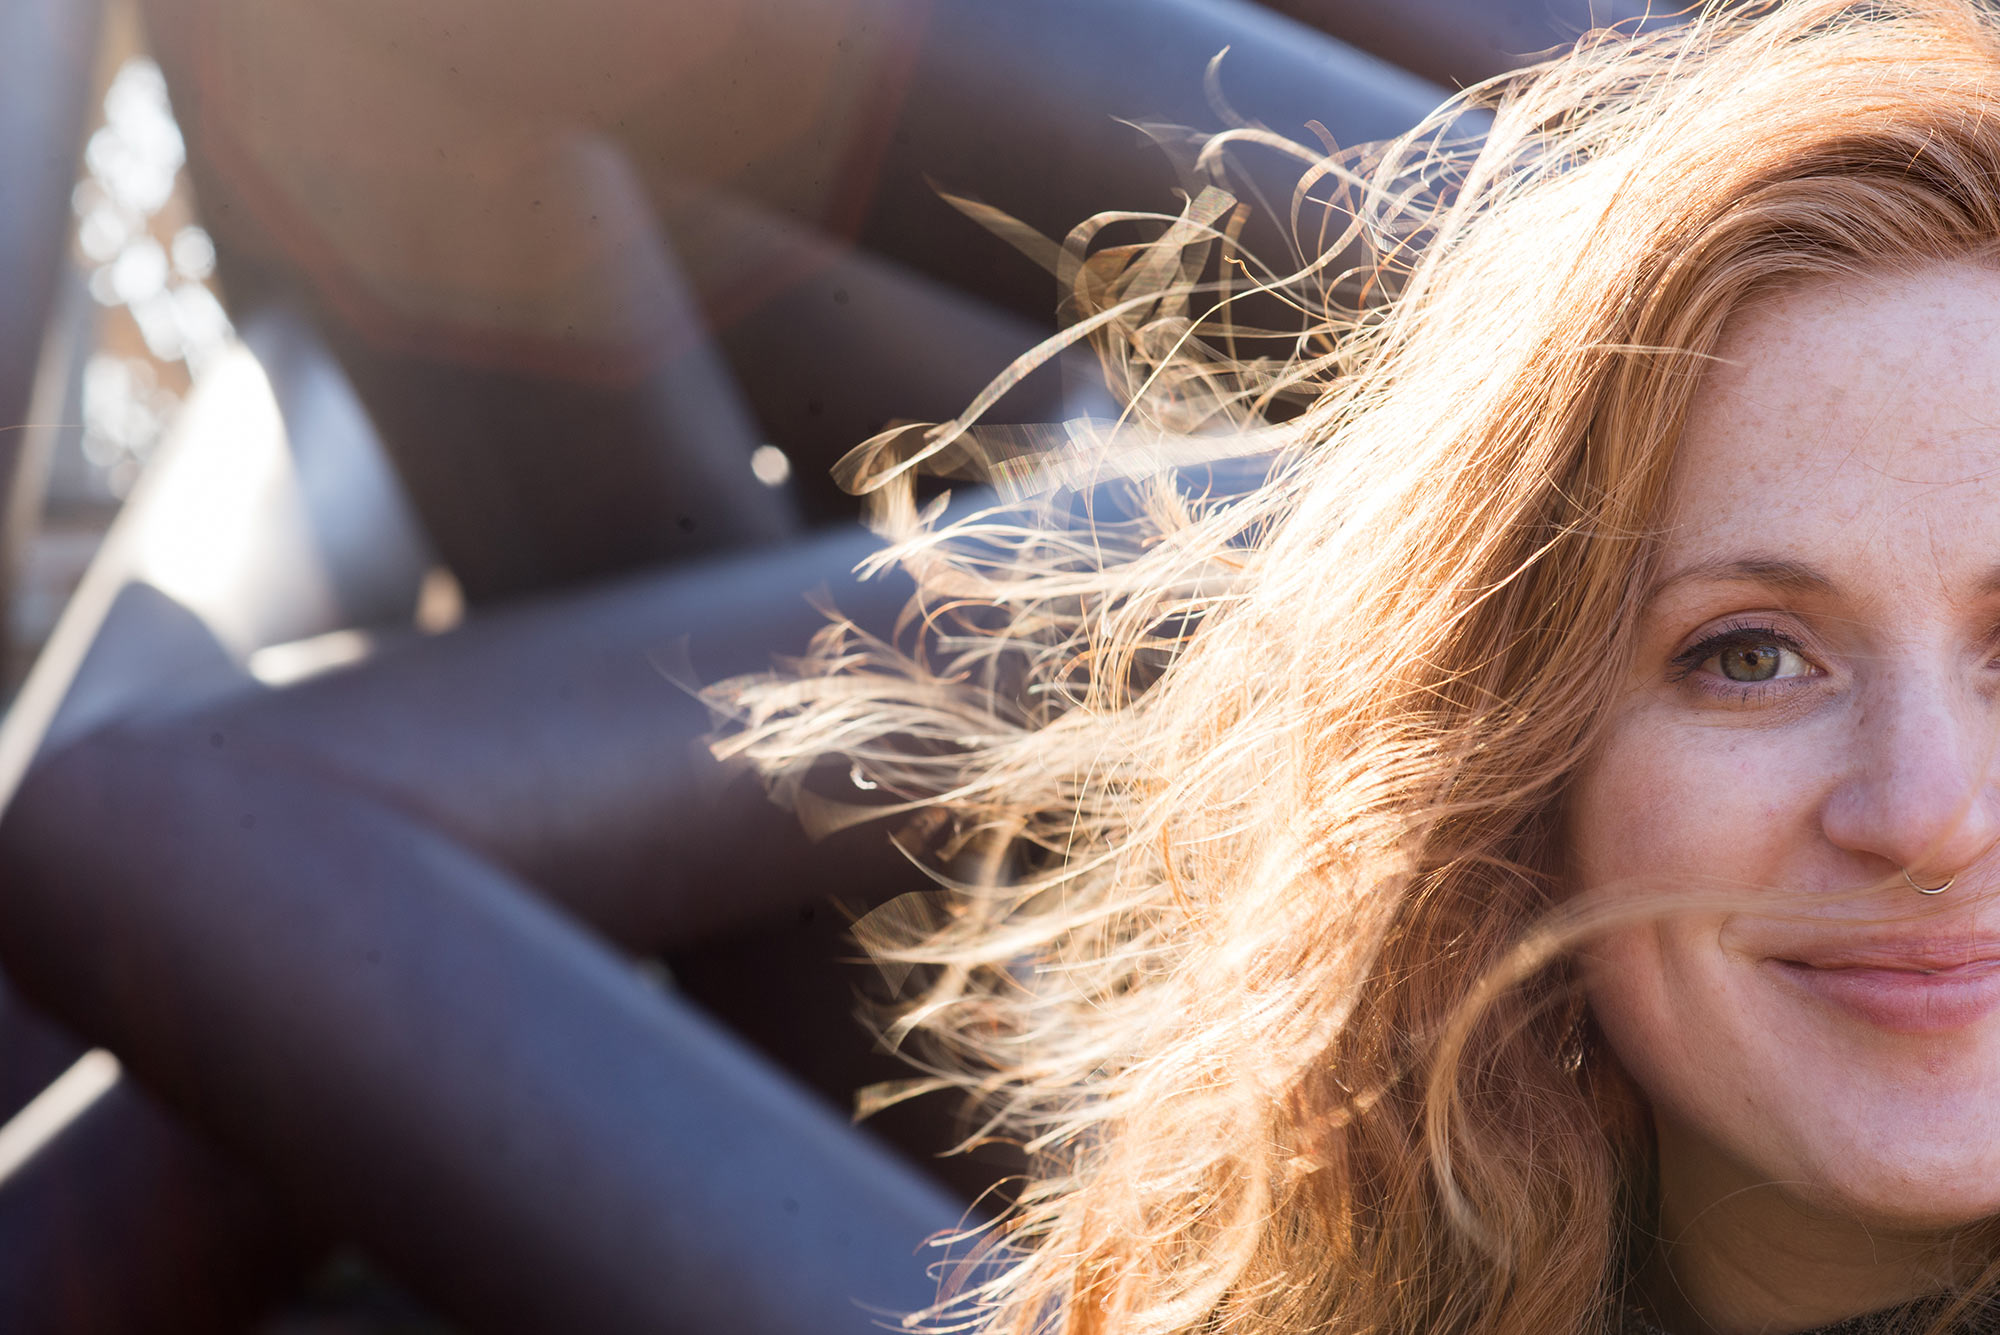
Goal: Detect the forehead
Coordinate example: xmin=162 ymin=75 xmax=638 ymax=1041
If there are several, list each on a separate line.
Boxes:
xmin=1664 ymin=263 xmax=2000 ymax=572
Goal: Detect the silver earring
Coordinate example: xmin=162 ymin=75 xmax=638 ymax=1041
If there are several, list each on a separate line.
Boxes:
xmin=1904 ymin=867 xmax=1955 ymax=895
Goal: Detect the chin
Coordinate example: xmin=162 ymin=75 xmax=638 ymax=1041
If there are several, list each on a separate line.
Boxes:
xmin=1728 ymin=1063 xmax=2000 ymax=1234
xmin=1800 ymin=1127 xmax=2000 ymax=1233
xmin=1590 ymin=966 xmax=2000 ymax=1237
xmin=1798 ymin=1030 xmax=2000 ymax=1227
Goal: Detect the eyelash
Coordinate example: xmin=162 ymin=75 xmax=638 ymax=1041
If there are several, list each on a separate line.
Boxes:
xmin=1665 ymin=622 xmax=1817 ymax=690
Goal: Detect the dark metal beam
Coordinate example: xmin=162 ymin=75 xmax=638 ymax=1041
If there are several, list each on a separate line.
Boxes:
xmin=0 ymin=724 xmax=966 ymax=1334
xmin=1262 ymin=0 xmax=1678 ymax=90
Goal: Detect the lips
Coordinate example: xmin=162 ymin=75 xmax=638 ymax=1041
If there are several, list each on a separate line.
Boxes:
xmin=1768 ymin=943 xmax=2000 ymax=1034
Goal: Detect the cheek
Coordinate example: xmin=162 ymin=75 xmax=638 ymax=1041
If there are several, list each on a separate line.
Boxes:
xmin=1567 ymin=714 xmax=1795 ymax=897
xmin=1577 ymin=923 xmax=1697 ymax=1105
xmin=1564 ymin=717 xmax=1796 ymax=1115
xmin=1571 ymin=878 xmax=1771 ymax=1179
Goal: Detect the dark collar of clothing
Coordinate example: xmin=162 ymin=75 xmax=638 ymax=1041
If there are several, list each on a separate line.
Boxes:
xmin=1621 ymin=1295 xmax=1995 ymax=1335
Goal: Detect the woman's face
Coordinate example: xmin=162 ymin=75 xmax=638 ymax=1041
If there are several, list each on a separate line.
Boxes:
xmin=1572 ymin=265 xmax=2000 ymax=1277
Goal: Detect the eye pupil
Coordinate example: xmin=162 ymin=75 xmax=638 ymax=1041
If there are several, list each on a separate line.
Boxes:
xmin=1719 ymin=644 xmax=1782 ymax=682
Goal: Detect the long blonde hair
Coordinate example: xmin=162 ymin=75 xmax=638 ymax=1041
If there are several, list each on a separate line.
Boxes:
xmin=708 ymin=3 xmax=2000 ymax=1331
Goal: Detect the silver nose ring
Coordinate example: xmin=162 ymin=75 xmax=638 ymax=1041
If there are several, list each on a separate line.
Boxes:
xmin=1905 ymin=867 xmax=1955 ymax=895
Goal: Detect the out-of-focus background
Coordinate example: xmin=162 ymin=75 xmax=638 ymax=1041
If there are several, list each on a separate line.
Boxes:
xmin=0 ymin=2 xmax=1669 ymax=1331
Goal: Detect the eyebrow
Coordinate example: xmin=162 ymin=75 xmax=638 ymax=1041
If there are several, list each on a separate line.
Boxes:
xmin=1645 ymin=555 xmax=1837 ymax=605
xmin=1645 ymin=556 xmax=2000 ymax=607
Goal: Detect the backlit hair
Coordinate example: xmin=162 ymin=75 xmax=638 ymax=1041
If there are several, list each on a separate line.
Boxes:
xmin=709 ymin=3 xmax=2000 ymax=1331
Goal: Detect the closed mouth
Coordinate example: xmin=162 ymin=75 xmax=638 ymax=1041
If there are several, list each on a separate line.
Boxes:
xmin=1775 ymin=946 xmax=2000 ymax=974
xmin=1766 ymin=948 xmax=2000 ymax=1033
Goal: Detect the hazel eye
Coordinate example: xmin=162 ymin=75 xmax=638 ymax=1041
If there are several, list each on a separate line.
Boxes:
xmin=1717 ymin=643 xmax=1782 ymax=681
xmin=1698 ymin=635 xmax=1813 ymax=684
xmin=1667 ymin=624 xmax=1820 ymax=694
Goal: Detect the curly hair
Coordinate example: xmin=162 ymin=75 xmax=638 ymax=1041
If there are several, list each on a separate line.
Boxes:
xmin=708 ymin=3 xmax=2000 ymax=1331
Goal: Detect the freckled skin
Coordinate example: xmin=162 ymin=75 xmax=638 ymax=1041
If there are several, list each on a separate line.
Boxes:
xmin=1570 ymin=265 xmax=2000 ymax=1330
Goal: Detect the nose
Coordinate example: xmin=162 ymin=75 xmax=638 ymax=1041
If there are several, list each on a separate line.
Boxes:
xmin=1820 ymin=665 xmax=2000 ymax=883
